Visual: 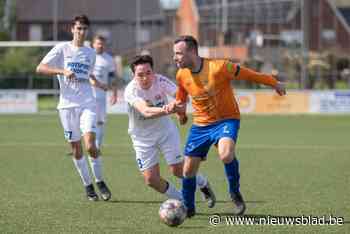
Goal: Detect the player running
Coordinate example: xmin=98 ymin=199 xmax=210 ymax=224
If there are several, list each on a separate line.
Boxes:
xmin=173 ymin=35 xmax=286 ymax=217
xmin=124 ymin=55 xmax=215 ymax=205
xmin=36 ymin=15 xmax=112 ymax=202
xmin=91 ymin=35 xmax=118 ymax=154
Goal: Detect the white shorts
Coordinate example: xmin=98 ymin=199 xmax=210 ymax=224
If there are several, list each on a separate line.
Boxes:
xmin=58 ymin=106 xmax=97 ymax=142
xmin=96 ymin=98 xmax=107 ymax=123
xmin=131 ymin=124 xmax=183 ymax=171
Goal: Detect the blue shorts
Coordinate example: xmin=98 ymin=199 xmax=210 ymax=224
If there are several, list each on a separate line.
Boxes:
xmin=184 ymin=119 xmax=240 ymax=158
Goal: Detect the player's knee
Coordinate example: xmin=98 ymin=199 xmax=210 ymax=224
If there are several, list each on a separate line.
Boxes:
xmin=220 ymin=152 xmax=234 ymax=164
xmin=183 ymin=169 xmax=196 ymax=178
xmin=170 ymin=164 xmax=183 ymax=178
xmin=172 ymin=168 xmax=183 ymax=178
xmin=144 ymin=175 xmax=160 ymax=188
xmin=86 ymin=143 xmax=97 ymax=157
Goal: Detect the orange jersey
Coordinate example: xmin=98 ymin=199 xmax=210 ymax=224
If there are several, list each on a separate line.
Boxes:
xmin=176 ymin=58 xmax=277 ymax=125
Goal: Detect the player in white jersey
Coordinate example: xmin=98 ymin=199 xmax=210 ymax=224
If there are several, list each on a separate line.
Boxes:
xmin=91 ymin=35 xmax=118 ymax=154
xmin=124 ymin=55 xmax=216 ymax=206
xmin=36 ymin=15 xmax=112 ymax=202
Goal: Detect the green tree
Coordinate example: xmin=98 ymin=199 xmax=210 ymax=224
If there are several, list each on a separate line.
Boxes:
xmin=0 ymin=47 xmax=42 ymax=76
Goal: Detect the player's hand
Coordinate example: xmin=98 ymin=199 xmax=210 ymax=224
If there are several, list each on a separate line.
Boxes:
xmin=163 ymin=102 xmax=176 ymax=114
xmin=100 ymin=84 xmax=108 ymax=91
xmin=275 ymin=81 xmax=286 ymax=96
xmin=177 ymin=113 xmax=188 ymax=125
xmin=90 ymin=75 xmax=108 ymax=91
xmin=63 ymin=70 xmax=76 ymax=81
xmin=174 ymin=100 xmax=186 ymax=114
xmin=110 ymin=93 xmax=118 ymax=105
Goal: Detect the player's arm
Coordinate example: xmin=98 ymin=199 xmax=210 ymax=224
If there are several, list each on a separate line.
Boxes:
xmin=108 ymin=72 xmax=118 ymax=105
xmin=89 ymin=74 xmax=108 ymax=91
xmin=175 ymin=78 xmax=189 ymax=125
xmin=36 ymin=63 xmax=76 ymax=80
xmin=132 ymin=100 xmax=175 ymax=119
xmin=228 ymin=62 xmax=286 ymax=96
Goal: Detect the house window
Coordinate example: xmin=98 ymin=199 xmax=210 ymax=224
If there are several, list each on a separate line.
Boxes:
xmin=137 ymin=28 xmax=150 ymax=43
xmin=322 ymin=29 xmax=336 ymax=42
xmin=29 ymin=24 xmax=42 ymax=41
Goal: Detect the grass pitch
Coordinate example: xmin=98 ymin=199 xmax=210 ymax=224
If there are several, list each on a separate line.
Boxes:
xmin=0 ymin=114 xmax=349 ymax=233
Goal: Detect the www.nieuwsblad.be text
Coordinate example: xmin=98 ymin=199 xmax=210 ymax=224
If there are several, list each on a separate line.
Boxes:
xmin=209 ymin=214 xmax=344 ymax=226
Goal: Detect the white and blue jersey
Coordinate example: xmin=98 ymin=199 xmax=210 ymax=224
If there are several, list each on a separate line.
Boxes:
xmin=92 ymin=52 xmax=116 ymax=101
xmin=41 ymin=42 xmax=96 ymax=109
xmin=124 ymin=74 xmax=177 ymax=139
xmin=124 ymin=74 xmax=183 ymax=171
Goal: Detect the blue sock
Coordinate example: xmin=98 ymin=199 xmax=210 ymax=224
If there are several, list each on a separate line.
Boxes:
xmin=224 ymin=157 xmax=240 ymax=194
xmin=182 ymin=176 xmax=196 ymax=211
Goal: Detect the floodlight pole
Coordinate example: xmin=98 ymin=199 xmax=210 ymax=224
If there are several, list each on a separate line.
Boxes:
xmin=53 ymin=0 xmax=58 ymax=41
xmin=135 ymin=0 xmax=141 ymax=53
xmin=301 ymin=0 xmax=309 ymax=89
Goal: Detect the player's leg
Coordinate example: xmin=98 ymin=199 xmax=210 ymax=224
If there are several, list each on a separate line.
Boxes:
xmin=181 ymin=124 xmax=212 ymax=217
xmin=95 ymin=98 xmax=106 ymax=154
xmin=167 ymin=161 xmax=216 ymax=208
xmin=59 ymin=108 xmax=97 ymax=201
xmin=133 ymin=140 xmax=182 ymax=200
xmin=182 ymin=156 xmax=201 ymax=217
xmin=141 ymin=164 xmax=182 ymax=200
xmin=81 ymin=106 xmax=111 ymax=201
xmin=161 ymin=126 xmax=216 ymax=207
xmin=216 ymin=119 xmax=245 ymax=215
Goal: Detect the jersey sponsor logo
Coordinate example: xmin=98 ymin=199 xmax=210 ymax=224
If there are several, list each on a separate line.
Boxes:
xmin=67 ymin=62 xmax=89 ymax=75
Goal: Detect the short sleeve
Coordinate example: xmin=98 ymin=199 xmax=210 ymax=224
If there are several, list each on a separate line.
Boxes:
xmin=124 ymin=83 xmax=143 ymax=106
xmin=41 ymin=44 xmax=64 ymax=68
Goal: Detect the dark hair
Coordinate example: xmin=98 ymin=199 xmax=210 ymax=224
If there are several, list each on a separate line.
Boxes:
xmin=130 ymin=55 xmax=154 ymax=73
xmin=174 ymin=35 xmax=198 ymax=54
xmin=92 ymin=35 xmax=106 ymax=43
xmin=71 ymin=14 xmax=90 ymax=27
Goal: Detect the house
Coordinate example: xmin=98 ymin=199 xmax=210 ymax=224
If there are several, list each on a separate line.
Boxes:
xmin=175 ymin=0 xmax=350 ymax=55
xmin=15 ymin=0 xmax=172 ymax=54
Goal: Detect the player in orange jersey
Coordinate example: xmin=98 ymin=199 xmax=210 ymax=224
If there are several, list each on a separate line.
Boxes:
xmin=172 ymin=35 xmax=286 ymax=217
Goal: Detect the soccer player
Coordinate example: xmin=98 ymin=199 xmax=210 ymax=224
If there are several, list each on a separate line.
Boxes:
xmin=91 ymin=35 xmax=118 ymax=154
xmin=124 ymin=55 xmax=216 ymax=205
xmin=36 ymin=15 xmax=112 ymax=202
xmin=173 ymin=35 xmax=286 ymax=217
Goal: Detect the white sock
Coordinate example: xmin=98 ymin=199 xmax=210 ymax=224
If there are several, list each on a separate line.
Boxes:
xmin=73 ymin=157 xmax=92 ymax=186
xmin=196 ymin=173 xmax=208 ymax=189
xmin=165 ymin=182 xmax=183 ymax=200
xmin=95 ymin=124 xmax=105 ymax=150
xmin=88 ymin=156 xmax=103 ymax=182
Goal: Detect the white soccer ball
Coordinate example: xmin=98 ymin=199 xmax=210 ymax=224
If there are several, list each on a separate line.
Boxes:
xmin=159 ymin=199 xmax=187 ymax=227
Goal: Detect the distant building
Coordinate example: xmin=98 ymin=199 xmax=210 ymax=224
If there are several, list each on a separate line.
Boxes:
xmin=15 ymin=0 xmax=173 ymax=54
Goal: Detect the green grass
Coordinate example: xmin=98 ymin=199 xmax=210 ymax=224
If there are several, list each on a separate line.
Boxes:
xmin=0 ymin=114 xmax=349 ymax=233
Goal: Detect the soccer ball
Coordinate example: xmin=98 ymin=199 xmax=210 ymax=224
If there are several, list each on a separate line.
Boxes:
xmin=159 ymin=199 xmax=187 ymax=227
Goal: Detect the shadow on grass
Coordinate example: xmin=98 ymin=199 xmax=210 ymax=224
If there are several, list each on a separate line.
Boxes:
xmin=108 ymin=200 xmax=265 ymax=204
xmin=109 ymin=200 xmax=163 ymax=204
